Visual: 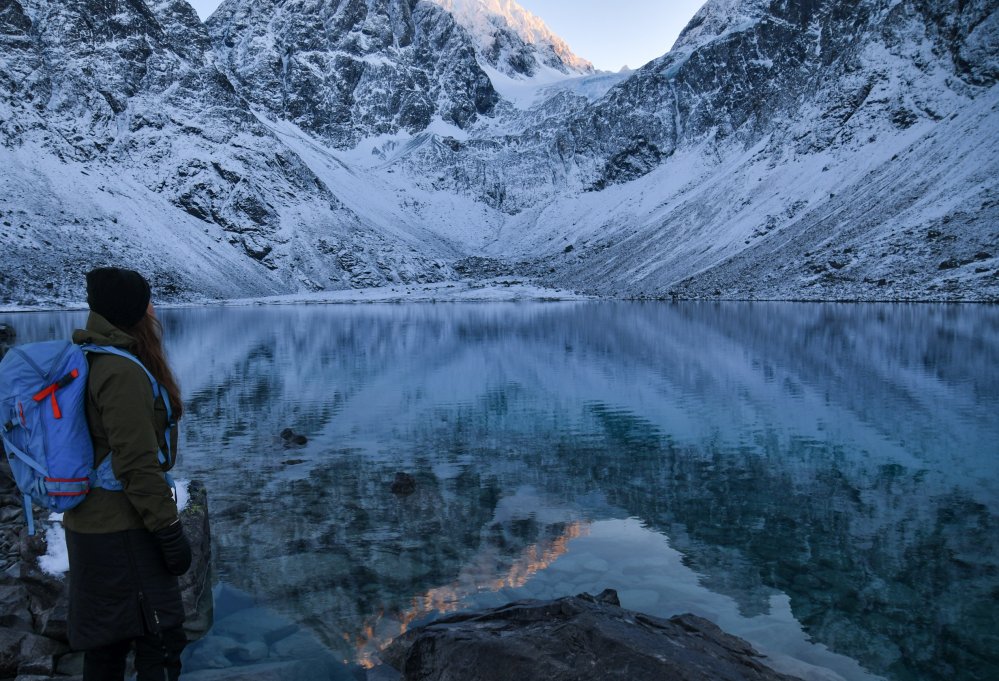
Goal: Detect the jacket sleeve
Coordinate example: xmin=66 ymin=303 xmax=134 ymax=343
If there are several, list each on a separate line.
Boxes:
xmin=90 ymin=357 xmax=179 ymax=532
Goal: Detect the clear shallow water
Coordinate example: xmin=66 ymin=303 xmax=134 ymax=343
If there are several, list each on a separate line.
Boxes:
xmin=3 ymin=302 xmax=997 ymax=680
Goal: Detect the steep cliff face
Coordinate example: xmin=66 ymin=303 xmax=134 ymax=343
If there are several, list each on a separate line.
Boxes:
xmin=206 ymin=0 xmax=501 ymax=148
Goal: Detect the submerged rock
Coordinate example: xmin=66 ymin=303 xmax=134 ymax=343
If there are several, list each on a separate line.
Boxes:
xmin=381 ymin=590 xmax=804 ymax=681
xmin=280 ymin=429 xmax=308 ymax=447
xmin=389 ymin=473 xmax=416 ymax=496
xmin=181 ymin=586 xmax=358 ymax=681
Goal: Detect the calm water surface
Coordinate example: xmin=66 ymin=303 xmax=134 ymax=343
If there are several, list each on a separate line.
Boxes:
xmin=3 ymin=302 xmax=997 ymax=681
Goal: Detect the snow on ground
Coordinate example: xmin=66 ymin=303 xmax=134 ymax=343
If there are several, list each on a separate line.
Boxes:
xmin=223 ymin=280 xmax=593 ymax=305
xmin=39 ymin=514 xmax=68 ymax=577
xmin=0 ymin=283 xmax=590 ymax=312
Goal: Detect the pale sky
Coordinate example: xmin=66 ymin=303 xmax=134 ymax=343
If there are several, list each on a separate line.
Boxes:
xmin=185 ymin=0 xmax=708 ymax=71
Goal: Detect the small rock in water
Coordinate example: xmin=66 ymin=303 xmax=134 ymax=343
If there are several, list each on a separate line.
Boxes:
xmin=0 ymin=324 xmax=15 ymax=342
xmin=282 ymin=459 xmax=305 ymax=466
xmin=390 ymin=472 xmax=416 ymax=496
xmin=280 ymin=429 xmax=308 ymax=447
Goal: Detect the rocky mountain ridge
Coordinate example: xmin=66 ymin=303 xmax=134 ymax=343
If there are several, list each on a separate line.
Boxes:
xmin=0 ymin=0 xmax=996 ymax=304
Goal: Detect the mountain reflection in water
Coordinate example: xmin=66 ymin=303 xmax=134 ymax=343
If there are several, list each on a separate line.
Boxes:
xmin=3 ymin=302 xmax=996 ymax=681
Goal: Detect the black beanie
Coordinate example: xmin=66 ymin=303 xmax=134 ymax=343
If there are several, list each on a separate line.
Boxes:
xmin=86 ymin=267 xmax=151 ymax=329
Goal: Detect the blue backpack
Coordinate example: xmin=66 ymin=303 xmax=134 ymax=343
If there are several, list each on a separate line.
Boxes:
xmin=0 ymin=340 xmax=174 ymax=535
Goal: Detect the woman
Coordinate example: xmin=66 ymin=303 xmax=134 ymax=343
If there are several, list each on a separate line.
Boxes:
xmin=66 ymin=267 xmax=191 ymax=681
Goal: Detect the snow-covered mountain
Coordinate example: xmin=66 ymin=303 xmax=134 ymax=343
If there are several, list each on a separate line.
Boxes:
xmin=428 ymin=0 xmax=593 ymax=76
xmin=0 ymin=0 xmax=996 ymax=304
xmin=0 ymin=0 xmax=461 ymax=304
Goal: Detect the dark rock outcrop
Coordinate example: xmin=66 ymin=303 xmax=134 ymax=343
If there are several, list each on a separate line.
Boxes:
xmin=180 ymin=480 xmax=215 ymax=641
xmin=381 ymin=589 xmax=804 ymax=681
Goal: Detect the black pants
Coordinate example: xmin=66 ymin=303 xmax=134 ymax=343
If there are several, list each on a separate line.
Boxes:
xmin=82 ymin=626 xmax=186 ymax=681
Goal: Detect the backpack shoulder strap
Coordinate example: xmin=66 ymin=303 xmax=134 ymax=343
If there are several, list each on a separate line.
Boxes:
xmin=79 ymin=344 xmax=175 ymax=468
xmin=80 ymin=344 xmax=157 ymax=387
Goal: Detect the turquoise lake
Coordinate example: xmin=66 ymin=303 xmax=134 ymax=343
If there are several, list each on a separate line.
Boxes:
xmin=3 ymin=302 xmax=997 ymax=680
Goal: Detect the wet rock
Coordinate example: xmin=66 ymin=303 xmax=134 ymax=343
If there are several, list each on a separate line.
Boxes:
xmin=34 ymin=598 xmax=67 ymax=643
xmin=179 ymin=657 xmax=355 ymax=680
xmin=0 ymin=324 xmax=15 ymax=342
xmin=182 ymin=594 xmax=358 ymax=681
xmin=390 ymin=473 xmax=416 ymax=496
xmin=0 ymin=627 xmax=26 ymax=678
xmin=15 ymin=631 xmax=67 ymax=676
xmin=269 ymin=631 xmax=330 ymax=660
xmin=230 ymin=640 xmax=269 ymax=664
xmin=938 ymin=258 xmax=961 ymax=270
xmin=55 ymin=650 xmax=84 ymax=676
xmin=185 ymin=634 xmax=242 ymax=670
xmin=382 ymin=590 xmax=804 ymax=681
xmin=210 ymin=607 xmax=299 ymax=647
xmin=0 ymin=506 xmax=23 ymax=523
xmin=180 ymin=481 xmax=214 ymax=641
xmin=0 ymin=575 xmax=31 ymax=631
xmin=18 ymin=561 xmax=68 ymax=645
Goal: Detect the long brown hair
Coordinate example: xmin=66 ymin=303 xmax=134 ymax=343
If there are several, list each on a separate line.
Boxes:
xmin=128 ymin=313 xmax=184 ymax=419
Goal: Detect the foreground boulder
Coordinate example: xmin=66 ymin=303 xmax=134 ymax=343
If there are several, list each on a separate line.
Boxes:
xmin=381 ymin=590 xmax=803 ymax=681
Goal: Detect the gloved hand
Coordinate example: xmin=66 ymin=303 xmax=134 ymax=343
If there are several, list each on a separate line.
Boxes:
xmin=153 ymin=519 xmax=192 ymax=576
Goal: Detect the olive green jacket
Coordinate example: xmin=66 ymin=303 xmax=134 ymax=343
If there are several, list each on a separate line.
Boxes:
xmin=65 ymin=313 xmax=180 ymax=534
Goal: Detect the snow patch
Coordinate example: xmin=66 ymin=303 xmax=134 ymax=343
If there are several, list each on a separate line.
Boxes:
xmin=39 ymin=514 xmax=68 ymax=577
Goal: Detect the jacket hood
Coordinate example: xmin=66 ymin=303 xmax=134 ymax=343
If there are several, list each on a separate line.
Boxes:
xmin=71 ymin=312 xmax=139 ymax=352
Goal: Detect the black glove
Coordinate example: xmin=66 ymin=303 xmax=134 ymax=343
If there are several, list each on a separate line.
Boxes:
xmin=154 ymin=520 xmax=192 ymax=576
